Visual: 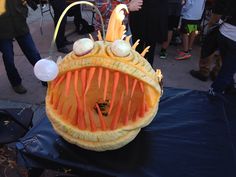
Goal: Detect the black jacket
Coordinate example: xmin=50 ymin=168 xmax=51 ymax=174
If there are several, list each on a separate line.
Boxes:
xmin=213 ymin=0 xmax=236 ymax=26
xmin=0 ymin=0 xmax=29 ymax=39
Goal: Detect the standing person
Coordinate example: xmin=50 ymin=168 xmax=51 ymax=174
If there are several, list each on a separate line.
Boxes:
xmin=0 ymin=0 xmax=46 ymax=94
xmin=176 ymin=0 xmax=206 ymax=60
xmin=209 ymin=0 xmax=236 ymax=97
xmin=159 ymin=0 xmax=184 ymax=59
xmin=129 ymin=0 xmax=168 ymax=66
xmin=50 ymin=0 xmax=94 ymax=54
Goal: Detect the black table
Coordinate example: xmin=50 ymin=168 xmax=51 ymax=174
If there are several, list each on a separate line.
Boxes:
xmin=16 ymin=88 xmax=236 ymax=177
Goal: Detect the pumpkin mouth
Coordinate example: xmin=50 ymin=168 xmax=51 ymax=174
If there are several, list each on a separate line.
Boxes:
xmin=48 ymin=66 xmax=155 ymax=132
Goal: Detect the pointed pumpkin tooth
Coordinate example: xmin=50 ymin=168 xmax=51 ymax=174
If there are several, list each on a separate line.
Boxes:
xmin=74 ymin=70 xmax=79 ymax=98
xmin=65 ymin=71 xmax=72 ymax=97
xmin=77 ymin=104 xmax=86 ymax=130
xmin=108 ymin=72 xmax=120 ymax=115
xmin=55 ymin=75 xmax=65 ymax=90
xmin=103 ymin=69 xmax=110 ymax=101
xmin=140 ymin=95 xmax=145 ymax=117
xmin=95 ymin=103 xmax=107 ymax=131
xmin=88 ymin=108 xmax=97 ymax=132
xmin=124 ymin=100 xmax=131 ymax=125
xmin=125 ymin=75 xmax=129 ymax=96
xmin=98 ymin=67 xmax=103 ymax=88
xmin=111 ymin=92 xmax=124 ymax=130
xmin=85 ymin=67 xmax=96 ymax=95
xmin=53 ymin=92 xmax=61 ymax=110
xmin=81 ymin=68 xmax=87 ymax=95
xmin=50 ymin=93 xmax=54 ymax=105
xmin=67 ymin=105 xmax=74 ymax=124
xmin=131 ymin=79 xmax=137 ymax=98
xmin=139 ymin=82 xmax=144 ymax=93
xmin=58 ymin=101 xmax=65 ymax=115
xmin=132 ymin=108 xmax=139 ymax=122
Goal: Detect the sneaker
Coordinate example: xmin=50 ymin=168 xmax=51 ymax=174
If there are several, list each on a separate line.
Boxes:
xmin=12 ymin=84 xmax=27 ymax=94
xmin=176 ymin=51 xmax=191 ymax=60
xmin=64 ymin=40 xmax=74 ymax=45
xmin=160 ymin=50 xmax=167 ymax=59
xmin=190 ymin=70 xmax=208 ymax=81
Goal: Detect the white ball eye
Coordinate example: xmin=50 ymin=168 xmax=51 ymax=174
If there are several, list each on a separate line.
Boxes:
xmin=73 ymin=38 xmax=94 ymax=56
xmin=111 ymin=40 xmax=131 ymax=57
xmin=34 ymin=58 xmax=59 ymax=82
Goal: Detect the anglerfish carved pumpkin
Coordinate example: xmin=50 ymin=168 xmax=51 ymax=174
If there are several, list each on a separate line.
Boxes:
xmin=46 ymin=4 xmax=163 ymax=151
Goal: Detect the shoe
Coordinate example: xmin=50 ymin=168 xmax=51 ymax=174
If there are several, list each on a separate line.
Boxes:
xmin=12 ymin=84 xmax=27 ymax=94
xmin=159 ymin=49 xmax=167 ymax=59
xmin=77 ymin=20 xmax=95 ymax=35
xmin=190 ymin=70 xmax=208 ymax=81
xmin=64 ymin=40 xmax=74 ymax=45
xmin=58 ymin=47 xmax=70 ymax=54
xmin=176 ymin=51 xmax=191 ymax=60
xmin=41 ymin=81 xmax=48 ymax=87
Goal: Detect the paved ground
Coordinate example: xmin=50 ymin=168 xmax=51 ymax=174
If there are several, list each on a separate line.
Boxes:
xmin=0 ymin=5 xmax=214 ymax=177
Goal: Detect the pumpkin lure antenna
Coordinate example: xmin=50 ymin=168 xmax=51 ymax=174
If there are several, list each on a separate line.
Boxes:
xmin=49 ymin=1 xmax=105 ymax=56
xmin=105 ymin=4 xmax=129 ymax=42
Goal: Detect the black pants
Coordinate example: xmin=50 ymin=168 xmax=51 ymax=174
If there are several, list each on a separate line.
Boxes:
xmin=50 ymin=0 xmax=67 ymax=49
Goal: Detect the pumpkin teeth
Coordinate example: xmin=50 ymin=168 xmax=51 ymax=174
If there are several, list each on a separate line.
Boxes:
xmin=48 ymin=67 xmax=152 ymax=131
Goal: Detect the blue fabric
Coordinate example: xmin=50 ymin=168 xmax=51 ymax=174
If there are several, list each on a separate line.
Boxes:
xmin=16 ymin=88 xmax=236 ymax=177
xmin=0 ymin=33 xmax=40 ymax=86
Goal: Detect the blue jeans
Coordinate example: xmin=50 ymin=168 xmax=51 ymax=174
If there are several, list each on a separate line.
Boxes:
xmin=0 ymin=33 xmax=41 ymax=87
xmin=211 ymin=33 xmax=236 ymax=92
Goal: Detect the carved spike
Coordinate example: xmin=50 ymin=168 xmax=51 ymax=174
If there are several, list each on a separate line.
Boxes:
xmin=88 ymin=108 xmax=97 ymax=132
xmin=95 ymin=103 xmax=107 ymax=131
xmin=108 ymin=72 xmax=120 ymax=114
xmin=111 ymin=92 xmax=124 ymax=130
xmin=132 ymin=108 xmax=139 ymax=122
xmin=125 ymin=35 xmax=132 ymax=43
xmin=81 ymin=69 xmax=87 ymax=95
xmin=131 ymin=79 xmax=137 ymax=98
xmin=65 ymin=72 xmax=72 ymax=97
xmin=139 ymin=82 xmax=144 ymax=93
xmin=55 ymin=75 xmax=65 ymax=90
xmin=124 ymin=100 xmax=131 ymax=125
xmin=89 ymin=34 xmax=94 ymax=41
xmin=85 ymin=67 xmax=96 ymax=95
xmin=103 ymin=69 xmax=109 ymax=101
xmin=132 ymin=39 xmax=140 ymax=50
xmin=98 ymin=67 xmax=103 ymax=88
xmin=97 ymin=30 xmax=103 ymax=41
xmin=141 ymin=46 xmax=150 ymax=57
xmin=125 ymin=75 xmax=129 ymax=96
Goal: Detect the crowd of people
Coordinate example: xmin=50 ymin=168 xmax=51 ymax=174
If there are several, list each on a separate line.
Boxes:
xmin=0 ymin=0 xmax=235 ymax=98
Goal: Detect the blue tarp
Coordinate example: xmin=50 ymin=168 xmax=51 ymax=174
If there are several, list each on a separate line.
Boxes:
xmin=16 ymin=87 xmax=236 ymax=177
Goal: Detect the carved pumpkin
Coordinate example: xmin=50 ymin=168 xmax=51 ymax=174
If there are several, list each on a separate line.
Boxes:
xmin=46 ymin=4 xmax=163 ymax=151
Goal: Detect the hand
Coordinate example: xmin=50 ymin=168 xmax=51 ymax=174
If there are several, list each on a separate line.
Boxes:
xmin=127 ymin=0 xmax=143 ymax=12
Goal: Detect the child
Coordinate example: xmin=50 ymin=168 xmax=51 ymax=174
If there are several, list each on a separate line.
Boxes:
xmin=176 ymin=0 xmax=206 ymax=60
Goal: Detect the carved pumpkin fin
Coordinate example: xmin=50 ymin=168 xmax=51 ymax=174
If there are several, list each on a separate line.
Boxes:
xmin=141 ymin=46 xmax=150 ymax=57
xmin=97 ymin=31 xmax=103 ymax=41
xmin=89 ymin=34 xmax=94 ymax=41
xmin=105 ymin=4 xmax=128 ymax=42
xmin=125 ymin=35 xmax=132 ymax=43
xmin=132 ymin=39 xmax=140 ymax=50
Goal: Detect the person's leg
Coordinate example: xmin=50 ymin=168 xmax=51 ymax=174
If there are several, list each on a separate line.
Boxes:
xmin=162 ymin=31 xmax=173 ymax=50
xmin=188 ymin=31 xmax=197 ymax=51
xmin=0 ymin=39 xmax=22 ymax=87
xmin=16 ymin=33 xmax=41 ymax=66
xmin=210 ymin=33 xmax=236 ymax=94
xmin=182 ymin=33 xmax=189 ymax=52
xmin=50 ymin=0 xmax=67 ymax=49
